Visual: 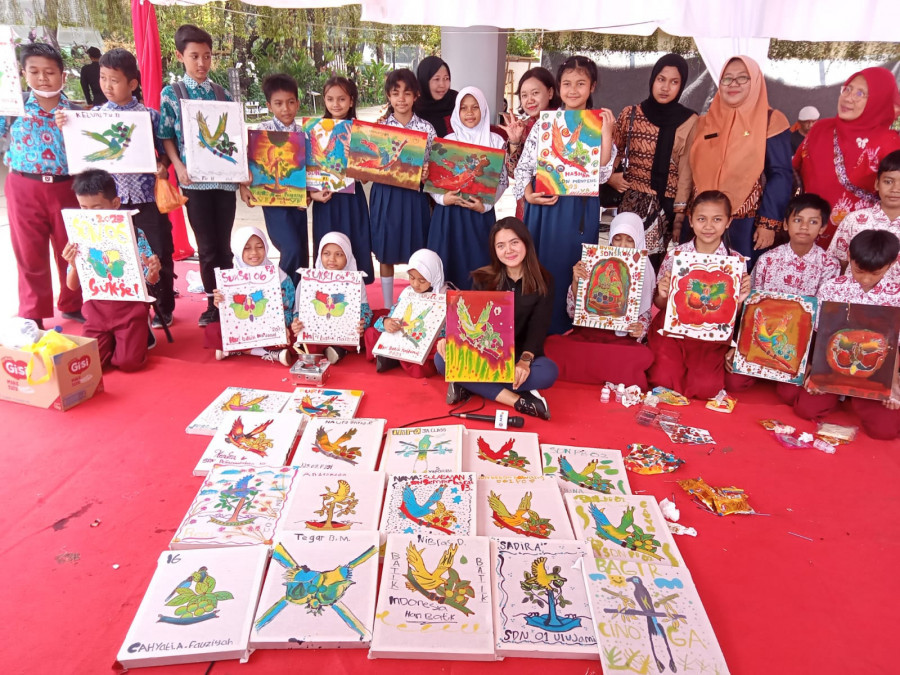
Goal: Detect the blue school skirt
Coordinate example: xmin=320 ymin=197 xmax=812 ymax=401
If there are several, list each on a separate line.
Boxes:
xmin=427 ymin=203 xmax=495 ymax=290
xmin=312 ymin=182 xmax=374 ymax=284
xmin=370 ymin=183 xmax=431 ymax=265
xmin=524 ymin=194 xmax=600 ymax=335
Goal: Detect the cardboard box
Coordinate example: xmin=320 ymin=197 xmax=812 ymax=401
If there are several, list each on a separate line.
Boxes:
xmin=0 ymin=332 xmax=103 ymax=411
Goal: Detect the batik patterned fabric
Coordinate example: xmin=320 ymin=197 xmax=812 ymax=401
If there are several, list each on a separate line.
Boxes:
xmin=827 ymin=204 xmax=900 ymax=263
xmin=817 ymin=272 xmax=900 ymax=308
xmin=658 ymin=239 xmax=733 ymax=278
xmin=752 ymin=243 xmax=840 ymax=296
xmin=0 ymin=93 xmax=79 ymax=174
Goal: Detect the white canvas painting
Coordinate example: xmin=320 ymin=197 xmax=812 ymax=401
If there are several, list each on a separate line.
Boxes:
xmin=283 ymin=387 xmax=363 ymax=420
xmin=295 ymin=268 xmax=365 ymax=347
xmin=277 ymin=470 xmax=385 ymax=534
xmin=185 ymin=386 xmax=291 ymax=436
xmin=372 ymin=290 xmax=446 ymax=365
xmin=477 ymin=476 xmax=573 ymax=540
xmin=215 ymin=264 xmax=289 ymax=352
xmin=492 ymin=537 xmax=597 ymax=659
xmin=463 ymin=429 xmax=543 ymax=478
xmin=370 ymin=533 xmax=494 ymax=660
xmin=379 ymin=425 xmax=465 ymax=474
xmin=379 ymin=473 xmax=476 ymax=538
xmin=541 ymin=444 xmax=632 ymax=496
xmin=181 ymin=99 xmax=248 ymax=183
xmin=193 ymin=411 xmax=303 ymax=476
xmin=62 ymin=208 xmax=151 ymax=303
xmin=293 ymin=417 xmax=385 ymax=471
xmin=171 ymin=465 xmax=299 ymax=549
xmin=250 ymin=530 xmax=379 ymax=649
xmin=0 ymin=26 xmax=24 ymax=117
xmin=116 ymin=547 xmax=268 ymax=669
xmin=62 ymin=109 xmax=157 ymax=174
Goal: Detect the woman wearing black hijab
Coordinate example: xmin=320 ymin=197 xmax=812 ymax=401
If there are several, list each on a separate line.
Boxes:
xmin=414 ymin=56 xmax=458 ymax=137
xmin=607 ymin=54 xmax=697 ymax=266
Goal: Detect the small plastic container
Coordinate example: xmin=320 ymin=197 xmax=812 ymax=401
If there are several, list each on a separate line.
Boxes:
xmin=615 ymin=383 xmax=625 ymax=403
xmin=600 ymin=387 xmax=610 ymax=403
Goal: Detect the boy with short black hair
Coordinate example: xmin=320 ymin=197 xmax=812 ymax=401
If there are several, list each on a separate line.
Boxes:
xmin=780 ymin=230 xmax=900 ymax=440
xmin=159 ymin=23 xmax=237 ymax=327
xmin=752 ymin=193 xmax=840 ymax=295
xmin=0 ymin=43 xmax=84 ymax=329
xmin=238 ymin=72 xmax=308 ymax=285
xmin=828 ymin=149 xmax=900 ymax=267
xmin=62 ymin=169 xmax=161 ymax=372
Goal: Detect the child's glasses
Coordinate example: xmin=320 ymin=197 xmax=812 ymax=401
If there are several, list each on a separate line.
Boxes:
xmin=720 ymin=75 xmax=751 ymax=87
xmin=839 ymin=85 xmax=868 ymax=100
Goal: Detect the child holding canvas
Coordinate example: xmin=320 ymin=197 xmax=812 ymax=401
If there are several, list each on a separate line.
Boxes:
xmin=364 ymin=248 xmax=447 ymax=377
xmin=1 ymin=43 xmax=84 ymax=328
xmin=308 ymin=76 xmax=374 ymax=284
xmin=543 ymin=212 xmax=655 ymax=388
xmin=648 ymin=190 xmax=751 ymax=399
xmin=780 ymin=230 xmax=900 ymax=440
xmin=239 ymin=73 xmax=308 ymax=286
xmin=513 ymin=55 xmax=617 ymax=334
xmin=208 ymin=226 xmax=296 ymax=366
xmin=56 ymin=48 xmax=176 ymax=329
xmin=158 ymin=24 xmax=238 ymax=327
xmin=370 ymin=68 xmax=436 ymax=308
xmin=427 ymin=87 xmax=508 ymax=290
xmin=290 ymin=232 xmax=373 ymax=364
xmin=61 ymin=170 xmax=160 ymax=372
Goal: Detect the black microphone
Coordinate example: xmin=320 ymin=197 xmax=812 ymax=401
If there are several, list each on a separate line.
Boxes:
xmin=451 ymin=410 xmax=525 ymax=428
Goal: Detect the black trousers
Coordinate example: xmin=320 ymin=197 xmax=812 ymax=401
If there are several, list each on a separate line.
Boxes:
xmin=183 ymin=188 xmax=237 ymax=300
xmin=129 ymin=201 xmax=176 ymax=315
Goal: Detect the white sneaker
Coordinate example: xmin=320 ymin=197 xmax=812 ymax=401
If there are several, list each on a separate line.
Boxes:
xmin=260 ymin=350 xmax=291 ymax=366
xmin=215 ymin=349 xmax=231 ymax=361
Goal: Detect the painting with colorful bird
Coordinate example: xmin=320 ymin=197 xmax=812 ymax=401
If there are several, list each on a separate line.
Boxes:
xmin=445 ymin=290 xmax=515 ymax=383
xmin=160 ymin=565 xmax=235 ymax=625
xmin=229 ymin=289 xmax=268 ymax=321
xmin=476 ymin=435 xmax=531 ymax=472
xmin=423 ymin=137 xmax=505 ymax=203
xmin=300 ymin=116 xmax=354 ymax=192
xmin=311 ymin=290 xmax=349 ymax=318
xmin=346 ymin=120 xmax=428 ymax=190
xmin=488 ymin=490 xmax=554 ymax=538
xmin=535 ymin=110 xmax=604 ymax=196
xmin=182 ymin=100 xmax=247 ymax=183
xmin=313 ymin=426 xmax=362 ymax=464
xmin=81 ymin=121 xmax=135 ymax=162
xmin=224 ymin=415 xmax=274 ymax=456
xmin=87 ymin=247 xmax=126 ymax=279
xmin=404 ymin=542 xmax=474 ymax=615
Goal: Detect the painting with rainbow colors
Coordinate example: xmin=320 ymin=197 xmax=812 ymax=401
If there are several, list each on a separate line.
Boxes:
xmin=247 ymin=130 xmax=307 ymax=207
xmin=535 ymin=109 xmax=604 ymax=196
xmin=445 ymin=290 xmax=515 ymax=383
xmin=299 ymin=116 xmax=355 ymax=193
xmin=346 ymin=120 xmax=428 ymax=190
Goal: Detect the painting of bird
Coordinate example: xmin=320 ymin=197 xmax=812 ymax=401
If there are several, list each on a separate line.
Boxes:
xmin=82 ymin=122 xmax=135 ymax=162
xmin=588 ymin=503 xmax=635 ymax=546
xmin=311 ymin=290 xmax=348 ymax=318
xmin=751 ymin=308 xmax=797 ymax=369
xmin=397 ymin=302 xmax=432 ymax=346
xmin=456 ymin=297 xmax=504 ymax=357
xmin=254 ymin=542 xmax=377 ymax=638
xmin=629 ymin=576 xmax=677 ymax=672
xmin=829 ymin=330 xmax=888 ymax=376
xmin=685 ymin=279 xmax=727 ymax=314
xmin=221 ymin=392 xmax=268 ymax=412
xmin=405 ymin=542 xmax=457 ymax=591
xmin=558 ymin=456 xmax=613 ymax=493
xmin=196 ymin=111 xmax=238 ymax=163
xmin=297 ymin=394 xmax=340 ymax=417
xmin=224 ymin=416 xmax=274 ymax=456
xmin=397 ymin=434 xmax=452 ymax=472
xmin=322 ymin=479 xmax=353 ymax=504
xmin=430 ymin=154 xmax=492 ymax=192
xmin=549 ymin=119 xmax=589 ymax=174
xmin=357 ymin=137 xmax=407 ymax=170
xmin=488 ymin=490 xmax=554 ymax=538
xmin=476 ymin=436 xmax=530 ymax=471
xmin=522 ymin=557 xmax=566 ymax=592
xmin=165 ymin=566 xmax=208 ymax=602
xmin=229 ymin=289 xmax=268 ymax=321
xmin=400 ymin=484 xmax=444 ymax=519
xmin=313 ymin=426 xmax=362 ymax=464
xmin=86 ymin=247 xmax=126 ymax=280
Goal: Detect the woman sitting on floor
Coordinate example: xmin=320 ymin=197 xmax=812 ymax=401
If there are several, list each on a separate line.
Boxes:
xmin=435 ymin=217 xmax=558 ymax=420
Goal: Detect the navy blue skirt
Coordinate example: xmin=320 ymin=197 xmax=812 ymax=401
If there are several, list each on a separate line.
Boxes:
xmin=427 ymin=203 xmax=495 ymax=290
xmin=524 ymin=195 xmax=600 ymax=335
xmin=370 ymin=183 xmax=431 ymax=265
xmin=311 ymin=182 xmax=374 ymax=283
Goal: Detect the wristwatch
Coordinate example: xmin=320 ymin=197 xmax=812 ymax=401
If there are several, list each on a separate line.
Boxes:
xmin=519 ymin=353 xmax=534 ymax=364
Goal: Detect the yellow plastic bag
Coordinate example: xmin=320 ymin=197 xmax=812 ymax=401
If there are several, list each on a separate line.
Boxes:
xmin=21 ymin=331 xmax=79 ymax=385
xmin=155 ymin=176 xmax=188 ymax=214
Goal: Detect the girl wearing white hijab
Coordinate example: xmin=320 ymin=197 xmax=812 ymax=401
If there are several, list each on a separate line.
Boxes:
xmin=364 ymin=248 xmax=447 ymax=377
xmin=426 ymin=86 xmax=509 ymax=289
xmin=209 ymin=226 xmax=297 ymax=365
xmin=544 ymin=212 xmax=656 ymax=387
xmin=290 ymin=232 xmax=373 ymax=364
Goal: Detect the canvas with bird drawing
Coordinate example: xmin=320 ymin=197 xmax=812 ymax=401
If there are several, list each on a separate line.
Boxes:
xmin=172 ymin=465 xmax=299 ymax=549
xmin=250 ymin=530 xmax=379 ymax=649
xmin=733 ymin=290 xmax=817 ymax=385
xmin=293 ymin=417 xmax=386 ymax=471
xmin=540 ymin=444 xmax=632 ymax=496
xmin=445 ymin=290 xmax=515 ymax=383
xmin=663 ymin=251 xmax=744 ymax=342
xmin=462 ymin=429 xmax=542 ymax=478
xmin=373 ymin=291 xmax=447 ymax=365
xmin=575 ymin=244 xmax=648 ymax=332
xmin=379 ymin=473 xmax=475 ymax=538
xmin=215 ymin=264 xmax=289 ymax=352
xmin=346 ymin=119 xmax=428 ymax=190
xmin=186 ymin=387 xmax=292 ymax=436
xmin=295 ymin=267 xmax=366 ymax=347
xmin=535 ymin=109 xmax=604 ymax=196
xmin=476 ymin=476 xmax=573 ymax=539
xmin=566 ymin=493 xmax=684 ymax=568
xmin=181 ymin=100 xmax=248 ymax=183
xmin=278 ymin=470 xmax=385 ymax=534
xmin=284 ymin=387 xmax=363 ymax=420
xmin=423 ymin=137 xmax=505 ymax=204
xmin=117 ymin=547 xmax=269 ymax=669
xmin=492 ymin=538 xmax=597 ymax=659
xmin=193 ymin=411 xmax=303 ymax=476
xmin=370 ymin=533 xmax=494 ymax=660
xmin=379 ymin=425 xmax=465 ymax=474
xmin=581 ymin=556 xmax=731 ymax=675
xmin=62 ymin=109 xmax=157 ymax=174
xmin=300 ymin=116 xmax=355 ymax=193
xmin=807 ymin=301 xmax=900 ymax=401
xmin=247 ymin=129 xmax=307 ymax=207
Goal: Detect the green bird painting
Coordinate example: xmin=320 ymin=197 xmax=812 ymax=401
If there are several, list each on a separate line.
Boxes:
xmin=159 ymin=566 xmax=234 ymax=625
xmin=397 ymin=434 xmax=452 ymax=472
xmin=197 ymin=111 xmax=238 ymax=163
xmin=82 ymin=122 xmax=135 ymax=162
xmin=254 ymin=542 xmax=377 ymax=639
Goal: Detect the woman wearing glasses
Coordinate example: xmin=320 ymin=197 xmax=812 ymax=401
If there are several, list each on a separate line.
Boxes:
xmin=685 ymin=56 xmax=792 ymax=266
xmin=793 ymin=67 xmax=900 ymax=247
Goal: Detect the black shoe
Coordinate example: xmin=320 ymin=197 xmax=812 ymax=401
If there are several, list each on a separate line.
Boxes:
xmin=375 ymin=355 xmax=399 ymax=373
xmin=446 ymin=382 xmax=471 ymax=405
xmin=62 ymin=310 xmax=86 ymax=323
xmin=151 ymin=313 xmax=173 ymax=329
xmin=325 ymin=346 xmax=348 ymax=364
xmin=198 ymin=307 xmax=219 ymax=327
xmin=515 ymin=390 xmax=550 ymax=420
xmin=147 ymin=317 xmax=157 ymax=350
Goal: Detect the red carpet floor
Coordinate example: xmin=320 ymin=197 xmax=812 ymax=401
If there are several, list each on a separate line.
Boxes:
xmin=1 ymin=265 xmax=897 ymax=674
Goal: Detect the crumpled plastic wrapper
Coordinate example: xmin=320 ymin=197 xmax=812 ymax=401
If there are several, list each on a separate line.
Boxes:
xmin=622 ymin=385 xmax=644 ymax=408
xmin=667 ymin=522 xmax=697 ymax=537
xmin=759 ymin=419 xmax=795 ymax=434
xmin=625 ymin=443 xmax=686 ymax=474
xmin=678 ymin=477 xmax=755 ymax=516
xmin=659 ymin=498 xmax=680 ymax=522
xmin=706 ymin=390 xmax=737 ymax=413
xmin=815 ymin=422 xmax=857 ymax=445
xmin=651 ymin=386 xmax=690 ymax=406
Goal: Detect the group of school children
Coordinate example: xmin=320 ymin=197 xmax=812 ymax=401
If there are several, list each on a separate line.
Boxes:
xmin=3 ymin=24 xmax=899 ymax=438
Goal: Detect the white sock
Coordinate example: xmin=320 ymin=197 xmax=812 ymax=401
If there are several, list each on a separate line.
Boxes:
xmin=381 ymin=276 xmax=394 ymax=307
xmin=250 ymin=348 xmax=267 ymax=357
